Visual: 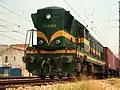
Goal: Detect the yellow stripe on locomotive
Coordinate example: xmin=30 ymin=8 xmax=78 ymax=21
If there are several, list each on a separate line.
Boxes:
xmin=37 ymin=30 xmax=90 ymax=45
xmin=26 ymin=49 xmax=105 ymax=65
xmin=37 ymin=30 xmax=101 ymax=57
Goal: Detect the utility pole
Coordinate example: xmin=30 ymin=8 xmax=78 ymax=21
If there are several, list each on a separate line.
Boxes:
xmin=119 ymin=1 xmax=120 ymax=70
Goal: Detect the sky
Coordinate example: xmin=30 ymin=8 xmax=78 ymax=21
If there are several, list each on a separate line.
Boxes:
xmin=0 ymin=0 xmax=119 ymax=54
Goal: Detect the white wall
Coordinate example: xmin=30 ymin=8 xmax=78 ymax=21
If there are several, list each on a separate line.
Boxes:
xmin=2 ymin=47 xmax=25 ymax=68
xmin=0 ymin=56 xmax=2 ymax=65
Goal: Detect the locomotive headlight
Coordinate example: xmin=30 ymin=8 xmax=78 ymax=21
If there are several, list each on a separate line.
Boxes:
xmin=46 ymin=14 xmax=51 ymax=19
xmin=39 ymin=40 xmax=43 ymax=45
xmin=56 ymin=40 xmax=60 ymax=44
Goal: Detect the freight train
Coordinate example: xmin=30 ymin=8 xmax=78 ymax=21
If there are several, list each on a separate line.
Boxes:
xmin=23 ymin=6 xmax=120 ymax=79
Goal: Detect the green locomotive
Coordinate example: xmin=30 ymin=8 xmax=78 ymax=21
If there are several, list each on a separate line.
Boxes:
xmin=23 ymin=6 xmax=106 ymax=79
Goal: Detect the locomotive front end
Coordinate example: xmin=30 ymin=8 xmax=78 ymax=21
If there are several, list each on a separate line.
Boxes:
xmin=32 ymin=7 xmax=67 ymax=50
xmin=24 ymin=7 xmax=75 ymax=79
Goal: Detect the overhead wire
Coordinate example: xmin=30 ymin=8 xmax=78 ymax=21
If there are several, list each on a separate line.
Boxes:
xmin=0 ymin=1 xmax=29 ymax=44
xmin=99 ymin=26 xmax=118 ymax=28
xmin=64 ymin=0 xmax=88 ymax=26
xmin=0 ymin=1 xmax=31 ymax=44
xmin=79 ymin=0 xmax=108 ymax=45
xmin=0 ymin=13 xmax=27 ymax=42
xmin=0 ymin=24 xmax=25 ymax=35
xmin=0 ymin=0 xmax=28 ymax=15
xmin=79 ymin=0 xmax=91 ymax=25
xmin=0 ymin=33 xmax=23 ymax=43
xmin=65 ymin=0 xmax=108 ymax=45
xmin=0 ymin=18 xmax=27 ymax=30
xmin=90 ymin=24 xmax=108 ymax=45
xmin=108 ymin=19 xmax=118 ymax=22
xmin=0 ymin=24 xmax=25 ymax=42
xmin=108 ymin=3 xmax=116 ymax=7
xmin=0 ymin=0 xmax=30 ymax=34
xmin=0 ymin=4 xmax=31 ymax=22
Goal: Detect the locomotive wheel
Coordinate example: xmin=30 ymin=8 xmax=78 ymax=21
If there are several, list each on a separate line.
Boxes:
xmin=67 ymin=74 xmax=74 ymax=79
xmin=40 ymin=76 xmax=46 ymax=80
xmin=49 ymin=76 xmax=54 ymax=79
xmin=58 ymin=76 xmax=62 ymax=79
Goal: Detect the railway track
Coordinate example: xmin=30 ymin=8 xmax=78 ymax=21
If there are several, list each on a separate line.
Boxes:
xmin=0 ymin=76 xmax=71 ymax=90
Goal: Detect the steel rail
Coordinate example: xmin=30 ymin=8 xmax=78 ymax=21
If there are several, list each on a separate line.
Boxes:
xmin=0 ymin=76 xmax=39 ymax=79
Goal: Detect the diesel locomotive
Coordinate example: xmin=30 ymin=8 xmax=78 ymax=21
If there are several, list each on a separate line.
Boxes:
xmin=23 ymin=6 xmax=118 ymax=79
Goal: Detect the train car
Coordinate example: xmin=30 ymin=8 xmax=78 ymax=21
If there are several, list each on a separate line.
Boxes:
xmin=104 ymin=47 xmax=119 ymax=77
xmin=116 ymin=58 xmax=120 ymax=72
xmin=23 ymin=6 xmax=106 ymax=79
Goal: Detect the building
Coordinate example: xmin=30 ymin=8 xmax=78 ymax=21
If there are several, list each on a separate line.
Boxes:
xmin=0 ymin=44 xmax=10 ymax=66
xmin=0 ymin=44 xmax=29 ymax=76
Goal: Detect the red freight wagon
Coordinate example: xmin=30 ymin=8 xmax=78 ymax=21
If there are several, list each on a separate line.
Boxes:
xmin=104 ymin=47 xmax=117 ymax=70
xmin=116 ymin=58 xmax=120 ymax=70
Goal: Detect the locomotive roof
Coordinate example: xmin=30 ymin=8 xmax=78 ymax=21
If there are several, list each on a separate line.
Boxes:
xmin=37 ymin=6 xmax=65 ymax=11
